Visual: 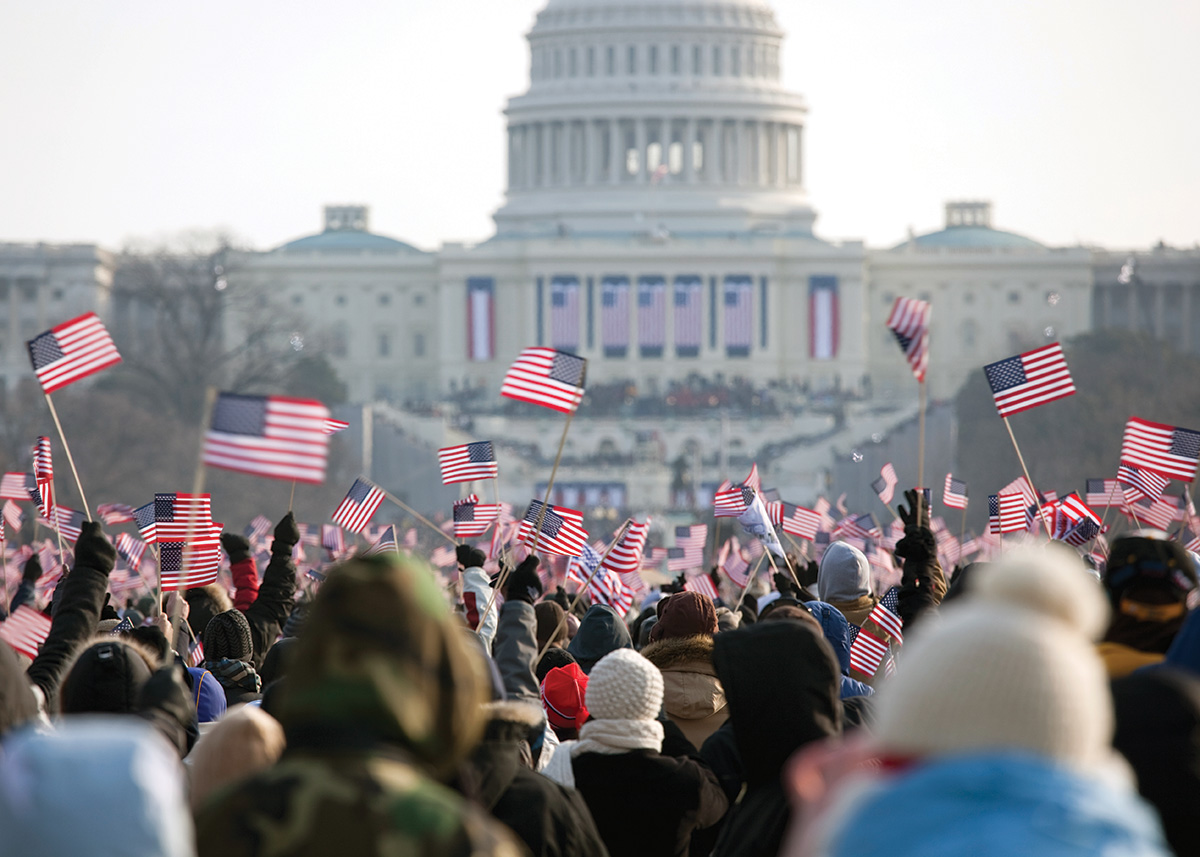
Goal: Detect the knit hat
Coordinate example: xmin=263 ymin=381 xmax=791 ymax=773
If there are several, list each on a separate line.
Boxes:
xmin=540 ymin=663 xmax=589 ymax=731
xmin=649 ymin=591 xmax=718 ymax=642
xmin=872 ymin=548 xmax=1114 ymax=772
xmin=204 ymin=610 xmax=253 ymax=663
xmin=535 ymin=601 xmax=569 ymax=651
xmin=585 ymin=648 xmax=663 ymax=722
xmin=60 ymin=639 xmax=156 ymax=715
xmin=1105 ymin=536 xmax=1197 ymax=609
xmin=536 ymin=645 xmax=577 ymax=683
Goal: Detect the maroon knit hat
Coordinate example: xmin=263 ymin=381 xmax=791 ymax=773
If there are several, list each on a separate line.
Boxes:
xmin=649 ymin=591 xmax=718 ymax=643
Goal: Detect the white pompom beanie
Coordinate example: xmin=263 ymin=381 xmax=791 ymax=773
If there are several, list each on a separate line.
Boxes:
xmin=585 ymin=648 xmax=664 ymax=722
xmin=873 ymin=547 xmax=1116 ymax=772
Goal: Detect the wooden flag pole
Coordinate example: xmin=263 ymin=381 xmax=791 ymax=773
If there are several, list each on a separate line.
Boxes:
xmin=288 ymin=480 xmax=297 ymax=513
xmin=1001 ymin=416 xmax=1052 ymax=538
xmin=958 ymin=506 xmax=967 ymax=554
xmin=917 ymin=380 xmax=927 ymax=505
xmin=491 ymin=476 xmax=512 ymax=570
xmin=1095 ymin=479 xmax=1122 ymax=540
xmin=879 ymin=495 xmax=902 ymax=524
xmin=383 ymin=490 xmax=457 ymax=546
xmin=534 ymin=518 xmax=632 ymax=664
xmin=44 ymin=394 xmax=91 ymax=521
xmin=167 ymin=386 xmax=218 ymax=644
xmin=733 ymin=552 xmax=769 ymax=614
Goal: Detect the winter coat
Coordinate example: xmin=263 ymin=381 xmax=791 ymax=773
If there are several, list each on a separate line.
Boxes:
xmin=457 ymin=701 xmax=610 ymax=857
xmin=893 ymin=525 xmax=947 ymax=632
xmin=495 ymin=599 xmax=540 ymax=704
xmin=204 ymin=657 xmax=263 ymax=706
xmin=642 ymin=634 xmax=729 ymax=750
xmin=804 ymin=602 xmax=875 ymax=699
xmin=816 ymin=752 xmax=1171 ymax=857
xmin=195 ymin=555 xmax=522 ymax=857
xmin=711 ymin=620 xmax=842 ymax=857
xmin=240 ymin=539 xmax=298 ymax=672
xmin=1112 ymin=667 xmax=1200 ymax=857
xmin=569 ymin=736 xmax=727 ymax=857
xmin=567 ymin=604 xmax=632 ymax=674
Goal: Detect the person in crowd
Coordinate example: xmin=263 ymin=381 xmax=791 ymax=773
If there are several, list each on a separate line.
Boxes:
xmin=567 ymin=603 xmax=633 ymax=674
xmin=194 ymin=552 xmax=523 ymax=856
xmin=642 ymin=591 xmax=729 ymax=750
xmin=188 ymin=705 xmax=286 ymax=811
xmin=804 ymin=601 xmax=874 ymax=700
xmin=791 ymin=548 xmax=1172 ymax=857
xmin=816 ymin=542 xmax=877 ymax=629
xmin=201 ymin=609 xmax=262 ymax=705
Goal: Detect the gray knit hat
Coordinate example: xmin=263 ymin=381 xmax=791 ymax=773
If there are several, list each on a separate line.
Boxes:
xmin=203 ymin=610 xmax=253 ymax=663
xmin=585 ymin=648 xmax=663 ymax=722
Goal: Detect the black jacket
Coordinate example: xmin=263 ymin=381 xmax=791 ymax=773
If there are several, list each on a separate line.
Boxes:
xmin=458 ymin=702 xmax=609 ymax=857
xmin=566 ymin=605 xmax=632 ymax=674
xmin=242 ymin=538 xmax=297 ymax=671
xmin=27 ymin=561 xmax=111 ymax=709
xmin=710 ymin=620 xmax=842 ymax=857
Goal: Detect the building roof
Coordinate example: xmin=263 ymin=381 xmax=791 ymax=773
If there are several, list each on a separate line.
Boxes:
xmin=275 ymin=228 xmax=424 ymax=255
xmin=892 ymin=225 xmax=1045 ymax=251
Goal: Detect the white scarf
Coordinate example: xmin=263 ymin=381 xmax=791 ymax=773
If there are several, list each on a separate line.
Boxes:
xmin=541 ymin=718 xmax=665 ymax=788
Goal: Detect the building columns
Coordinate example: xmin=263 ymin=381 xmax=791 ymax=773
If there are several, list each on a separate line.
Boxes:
xmin=609 ymin=119 xmax=621 ymax=184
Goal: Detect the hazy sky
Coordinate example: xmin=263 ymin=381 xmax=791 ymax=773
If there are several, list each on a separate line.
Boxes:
xmin=2 ymin=1 xmax=1197 ymax=252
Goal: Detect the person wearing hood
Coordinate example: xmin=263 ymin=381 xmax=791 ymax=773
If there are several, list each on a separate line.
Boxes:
xmin=795 ymin=548 xmax=1171 ymax=857
xmin=543 ymin=648 xmax=727 ymax=857
xmin=1098 ymin=534 xmax=1197 ymax=677
xmin=709 ymin=618 xmax=843 ymax=857
xmin=804 ymin=601 xmax=874 ymax=700
xmin=202 ymin=609 xmax=263 ymax=705
xmin=195 ymin=553 xmax=522 ymax=856
xmin=642 ymin=591 xmax=730 ymax=750
xmin=816 ymin=542 xmax=877 ymax=629
xmin=567 ymin=603 xmax=632 ymax=674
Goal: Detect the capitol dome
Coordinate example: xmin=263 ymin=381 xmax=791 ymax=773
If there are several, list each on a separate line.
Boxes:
xmin=493 ymin=0 xmax=815 ymax=239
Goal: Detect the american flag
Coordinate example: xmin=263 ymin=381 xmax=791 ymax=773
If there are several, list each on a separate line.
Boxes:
xmin=1057 ymin=493 xmax=1100 ymax=526
xmin=872 ymin=463 xmax=899 ymax=505
xmin=0 ymin=473 xmax=35 ymax=502
xmin=1001 ymin=476 xmax=1037 ymax=507
xmin=33 ymin=437 xmax=54 ymax=520
xmin=638 ymin=277 xmax=667 ymax=353
xmin=684 ymin=572 xmax=719 ymax=601
xmin=1086 ymin=479 xmax=1120 ymax=507
xmin=154 ymin=493 xmax=212 ymax=542
xmin=26 ymin=312 xmax=122 ymax=394
xmin=666 ymin=547 xmax=692 ymax=573
xmin=867 ymin=587 xmax=904 ymax=644
xmin=848 ymin=625 xmax=889 ymax=678
xmin=885 ymin=297 xmax=931 ymax=382
xmin=566 ymin=544 xmax=635 ymax=615
xmin=724 ymin=277 xmax=753 ymax=354
xmin=50 ymin=506 xmax=84 ymax=542
xmin=772 ymin=503 xmax=820 ymax=540
xmin=713 ymin=482 xmax=755 ymax=518
xmin=1129 ymin=495 xmax=1180 ymax=531
xmin=158 ymin=528 xmax=222 ymax=591
xmin=989 ymin=493 xmax=1026 ymax=534
xmin=984 ymin=342 xmax=1076 ymax=418
xmin=0 ymin=605 xmax=52 ymax=659
xmin=331 ymin=478 xmax=385 ymax=534
xmin=1117 ymin=463 xmax=1170 ymax=504
xmin=244 ymin=514 xmax=272 ymax=543
xmin=437 ymin=441 xmax=498 ymax=484
xmin=943 ymin=474 xmax=968 ymax=510
xmin=835 ymin=513 xmax=882 ymax=541
xmin=321 ymin=524 xmax=346 ymax=557
xmin=453 ymin=497 xmax=501 ymax=538
xmin=186 ymin=638 xmax=206 ymax=668
xmin=96 ymin=503 xmax=134 ymax=525
xmin=518 ymin=501 xmax=588 ymax=557
xmin=600 ymin=277 xmax=630 ymax=355
xmin=203 ymin=393 xmax=332 ymax=484
xmin=363 ymin=524 xmax=399 ymax=556
xmin=298 ymin=523 xmax=321 ymax=547
xmin=500 ymin=347 xmax=587 ymax=414
xmin=550 ymin=277 xmax=580 ymax=351
xmin=132 ymin=502 xmax=157 ymax=543
xmin=1121 ymin=417 xmax=1200 ymax=483
xmin=2 ymin=501 xmax=24 ymax=535
xmin=674 ymin=524 xmax=707 ymax=568
xmin=322 ymin=418 xmax=350 ymax=435
xmin=115 ymin=532 xmax=147 ymax=571
xmin=108 ymin=569 xmax=143 ymax=597
xmin=601 ymin=519 xmax=650 ymax=576
xmin=674 ymin=277 xmax=703 ymax=356
xmin=719 ymin=538 xmax=752 ymax=588
xmin=402 ymin=527 xmax=418 ymax=549
xmin=429 ymin=545 xmax=456 ymax=568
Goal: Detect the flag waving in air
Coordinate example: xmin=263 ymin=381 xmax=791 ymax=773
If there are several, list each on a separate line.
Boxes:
xmin=983 ymin=342 xmax=1076 ymax=418
xmin=26 ymin=312 xmax=122 ymax=394
xmin=943 ymin=474 xmax=968 ymax=510
xmin=331 ymin=478 xmax=386 ymax=534
xmin=500 ymin=347 xmax=587 ymax=413
xmin=32 ymin=437 xmax=54 ymax=519
xmin=872 ymin=463 xmax=899 ymax=505
xmin=1120 ymin=417 xmax=1200 ymax=483
xmin=518 ymin=501 xmax=588 ymax=557
xmin=885 ymin=297 xmax=931 ymax=382
xmin=203 ymin=393 xmax=333 ymax=484
xmin=438 ymin=441 xmax=499 ymax=484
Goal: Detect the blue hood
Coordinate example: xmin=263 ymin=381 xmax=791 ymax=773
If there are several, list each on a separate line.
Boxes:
xmin=825 ymin=752 xmax=1169 ymax=857
xmin=1163 ymin=606 xmax=1200 ymax=677
xmin=807 ymin=601 xmax=874 ymax=699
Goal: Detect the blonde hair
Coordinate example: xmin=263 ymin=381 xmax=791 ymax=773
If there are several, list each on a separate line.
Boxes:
xmin=188 ymin=705 xmax=285 ymax=811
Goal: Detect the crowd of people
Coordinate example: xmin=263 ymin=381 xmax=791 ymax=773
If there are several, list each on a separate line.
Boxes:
xmin=1 ymin=489 xmax=1198 ymax=856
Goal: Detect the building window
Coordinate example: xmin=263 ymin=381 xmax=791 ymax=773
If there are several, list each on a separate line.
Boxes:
xmin=1008 ymin=291 xmax=1021 ymax=304
xmin=17 ymin=278 xmax=37 ymax=301
xmin=378 ymin=332 xmax=391 ymax=357
xmin=587 ymin=46 xmax=595 ymax=76
xmin=331 ymin=323 xmax=348 ymax=358
xmin=291 ymin=294 xmax=303 ymax=306
xmin=747 ymin=45 xmax=756 ymax=76
xmin=335 ymin=295 xmax=347 ymax=306
xmin=414 ymin=293 xmax=426 ymax=306
xmin=51 ymin=289 xmax=63 ymax=301
xmin=964 ymin=292 xmax=975 ymax=304
xmin=0 ymin=279 xmax=8 ymax=300
xmin=693 ymin=45 xmax=703 ymax=74
xmin=712 ymin=45 xmax=722 ymax=75
xmin=648 ymin=45 xmax=659 ymax=74
xmin=627 ymin=45 xmax=637 ymax=75
xmin=882 ymin=292 xmax=894 ymax=305
xmin=569 ymin=48 xmax=577 ymax=77
xmin=379 ymin=293 xmax=391 ymax=306
xmin=670 ymin=45 xmax=680 ymax=74
xmin=606 ymin=46 xmax=615 ymax=75
xmin=731 ymin=47 xmax=741 ymax=76
xmin=962 ymin=320 xmax=978 ymax=349
xmin=414 ymin=333 xmax=426 ymax=357
xmin=554 ymin=50 xmax=563 ymax=78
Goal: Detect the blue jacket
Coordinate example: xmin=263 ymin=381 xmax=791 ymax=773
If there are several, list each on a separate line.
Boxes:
xmin=806 ymin=601 xmax=874 ymax=699
xmin=824 ymin=752 xmax=1170 ymax=857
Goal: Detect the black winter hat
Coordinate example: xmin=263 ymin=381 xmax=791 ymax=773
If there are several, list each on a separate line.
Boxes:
xmin=1105 ymin=537 xmax=1198 ymax=606
xmin=204 ymin=609 xmax=253 ymax=663
xmin=185 ymin=588 xmax=224 ymax=641
xmin=59 ymin=640 xmax=154 ymax=714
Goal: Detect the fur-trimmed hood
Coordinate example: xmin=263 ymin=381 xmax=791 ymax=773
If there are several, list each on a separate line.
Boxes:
xmin=642 ymin=634 xmax=728 ymax=749
xmin=642 ymin=634 xmax=715 ymax=672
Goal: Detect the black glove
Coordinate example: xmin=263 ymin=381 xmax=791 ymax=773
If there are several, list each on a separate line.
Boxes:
xmin=897 ymin=488 xmax=931 ymax=531
xmin=774 ymin=571 xmax=800 ymax=599
xmin=221 ymin=532 xmax=252 ymax=565
xmin=130 ymin=624 xmax=171 ymax=662
xmin=21 ymin=553 xmax=43 ymax=585
xmin=550 ymin=585 xmax=570 ymax=610
xmin=100 ymin=593 xmax=119 ymax=622
xmin=800 ymin=560 xmax=820 ymax=588
xmin=662 ymin=574 xmax=685 ymax=595
xmin=456 ymin=544 xmax=486 ymax=570
xmin=503 ymin=556 xmax=543 ymax=604
xmin=272 ymin=512 xmax=300 ymax=553
xmin=74 ymin=521 xmax=116 ymax=576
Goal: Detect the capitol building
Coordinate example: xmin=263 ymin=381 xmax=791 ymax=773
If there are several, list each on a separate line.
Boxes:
xmin=1 ymin=0 xmax=1195 ymax=511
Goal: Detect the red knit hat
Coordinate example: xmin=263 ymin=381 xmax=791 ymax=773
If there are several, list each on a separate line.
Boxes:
xmin=540 ymin=663 xmax=589 ymax=731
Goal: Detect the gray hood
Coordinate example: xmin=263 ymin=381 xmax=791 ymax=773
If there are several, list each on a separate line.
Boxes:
xmin=817 ymin=542 xmax=873 ymax=603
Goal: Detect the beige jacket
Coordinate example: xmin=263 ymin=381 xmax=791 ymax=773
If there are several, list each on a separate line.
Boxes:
xmin=642 ymin=634 xmax=729 ymax=750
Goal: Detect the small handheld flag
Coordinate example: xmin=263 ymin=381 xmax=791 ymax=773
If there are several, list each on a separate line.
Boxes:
xmin=983 ymin=342 xmax=1075 ymax=418
xmin=885 ymin=297 xmax=931 ymax=382
xmin=500 ymin=347 xmax=587 ymax=414
xmin=27 ymin=312 xmax=122 ymax=394
xmin=203 ymin=393 xmax=333 ymax=484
